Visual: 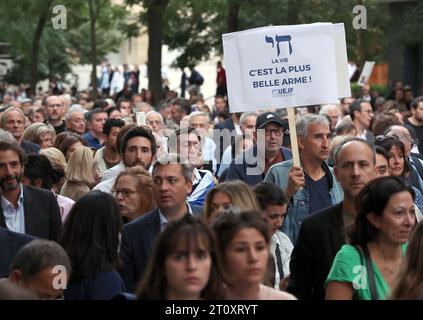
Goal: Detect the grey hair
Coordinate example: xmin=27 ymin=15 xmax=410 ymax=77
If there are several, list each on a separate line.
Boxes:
xmin=333 ymin=136 xmax=375 ymax=165
xmin=0 ymin=128 xmax=17 ymax=144
xmin=65 ymin=107 xmax=86 ymax=121
xmin=152 ymin=153 xmax=194 ymax=183
xmin=319 ymin=104 xmax=340 ymax=116
xmin=296 ymin=113 xmax=330 ymax=139
xmin=189 ymin=111 xmax=210 ymax=123
xmin=134 ymin=102 xmax=153 ymax=113
xmin=240 ymin=112 xmax=257 ymax=125
xmin=0 ymin=107 xmax=25 ymax=127
xmin=146 ymin=110 xmax=164 ymax=124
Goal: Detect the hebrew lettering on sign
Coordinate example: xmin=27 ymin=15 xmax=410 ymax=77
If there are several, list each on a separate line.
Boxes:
xmin=265 ymin=35 xmax=293 ymax=57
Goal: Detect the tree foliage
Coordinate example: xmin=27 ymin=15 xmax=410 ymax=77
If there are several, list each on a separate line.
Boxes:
xmin=0 ymin=0 xmax=127 ymax=86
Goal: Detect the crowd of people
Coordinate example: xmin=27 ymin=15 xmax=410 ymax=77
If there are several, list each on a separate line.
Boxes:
xmin=0 ymin=76 xmax=423 ymax=301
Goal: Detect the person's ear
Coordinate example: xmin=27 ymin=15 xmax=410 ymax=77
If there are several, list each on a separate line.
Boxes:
xmin=366 ymin=212 xmax=381 ymax=229
xmin=34 ymin=178 xmax=43 ymax=188
xmin=9 ymin=269 xmax=23 ymax=284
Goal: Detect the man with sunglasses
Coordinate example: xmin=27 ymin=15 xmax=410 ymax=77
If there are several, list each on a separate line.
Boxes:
xmin=224 ymin=112 xmax=292 ymax=186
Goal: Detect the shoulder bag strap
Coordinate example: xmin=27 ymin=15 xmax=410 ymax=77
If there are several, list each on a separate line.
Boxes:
xmin=356 ymin=245 xmax=379 ymax=300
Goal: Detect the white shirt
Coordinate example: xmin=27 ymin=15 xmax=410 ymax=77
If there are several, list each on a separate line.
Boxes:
xmin=1 ymin=185 xmax=25 ymax=234
xmin=158 ymin=202 xmax=193 ymax=232
xmin=269 ymin=231 xmax=293 ymax=289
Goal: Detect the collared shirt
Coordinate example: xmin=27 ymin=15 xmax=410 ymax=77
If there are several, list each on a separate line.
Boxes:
xmin=264 ymin=150 xmax=284 ymax=177
xmin=1 ymin=185 xmax=25 ymax=234
xmin=84 ymin=131 xmax=104 ymax=150
xmin=158 ymin=202 xmax=193 ymax=232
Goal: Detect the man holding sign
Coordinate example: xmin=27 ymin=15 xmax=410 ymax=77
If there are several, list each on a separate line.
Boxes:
xmin=264 ymin=114 xmax=343 ymax=243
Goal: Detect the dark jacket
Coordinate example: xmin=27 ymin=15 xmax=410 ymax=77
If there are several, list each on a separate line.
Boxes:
xmin=119 ymin=205 xmax=203 ymax=293
xmin=0 ymin=227 xmax=36 ymax=277
xmin=225 ymin=145 xmax=292 ymax=186
xmin=0 ymin=185 xmax=62 ymax=241
xmin=287 ymin=202 xmax=345 ymax=300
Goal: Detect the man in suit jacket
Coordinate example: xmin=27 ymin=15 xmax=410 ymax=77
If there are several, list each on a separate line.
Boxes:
xmin=119 ymin=153 xmax=203 ymax=292
xmin=0 ymin=141 xmax=62 ymax=241
xmin=0 ymin=227 xmax=35 ymax=277
xmin=288 ymin=137 xmax=376 ymax=300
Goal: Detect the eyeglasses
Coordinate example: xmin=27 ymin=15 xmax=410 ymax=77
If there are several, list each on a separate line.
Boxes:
xmin=47 ymin=104 xmax=63 ymax=109
xmin=113 ymin=189 xmax=138 ymax=198
xmin=264 ymin=128 xmax=284 ymax=136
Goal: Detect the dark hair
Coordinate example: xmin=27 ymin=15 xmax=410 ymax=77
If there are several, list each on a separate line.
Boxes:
xmin=106 ymin=106 xmax=120 ymax=118
xmin=375 ymin=145 xmax=389 ymax=162
xmin=410 ymin=96 xmax=423 ymax=110
xmin=23 ymin=154 xmax=54 ymax=189
xmin=374 ymin=135 xmax=409 ymax=175
xmin=0 ymin=141 xmax=25 ymax=165
xmin=349 ymin=98 xmax=367 ymax=121
xmin=58 ymin=133 xmax=87 ymax=158
xmin=167 ymin=127 xmax=202 ymax=153
xmin=59 ymin=191 xmax=122 ymax=281
xmin=120 ymin=126 xmax=156 ymax=156
xmin=116 ymin=124 xmax=136 ymax=156
xmin=372 ymin=111 xmax=402 ymax=136
xmin=170 ymin=98 xmax=191 ymax=116
xmin=85 ymin=108 xmax=107 ymax=123
xmin=10 ymin=239 xmax=71 ymax=281
xmin=253 ymin=182 xmax=288 ymax=209
xmin=351 ymin=176 xmax=415 ymax=246
xmin=53 ymin=131 xmax=71 ymax=150
xmin=93 ymin=99 xmax=108 ymax=110
xmin=212 ymin=210 xmax=270 ymax=284
xmin=136 ymin=215 xmax=224 ymax=299
xmin=102 ymin=118 xmax=125 ymax=136
xmin=117 ymin=97 xmax=131 ymax=110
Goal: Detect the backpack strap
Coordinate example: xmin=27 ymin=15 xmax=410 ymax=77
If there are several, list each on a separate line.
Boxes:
xmin=356 ymin=245 xmax=379 ymax=300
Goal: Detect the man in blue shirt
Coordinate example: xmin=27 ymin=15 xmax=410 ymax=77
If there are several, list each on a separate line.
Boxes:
xmin=264 ymin=114 xmax=343 ymax=243
xmin=84 ymin=108 xmax=108 ymax=150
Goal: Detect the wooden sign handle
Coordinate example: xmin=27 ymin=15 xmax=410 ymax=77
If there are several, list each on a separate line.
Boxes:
xmin=287 ymin=107 xmax=300 ymax=167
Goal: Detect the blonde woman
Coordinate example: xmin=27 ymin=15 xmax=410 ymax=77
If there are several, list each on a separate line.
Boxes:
xmin=22 ymin=122 xmax=56 ymax=149
xmin=60 ymin=146 xmax=96 ymax=201
xmin=204 ymin=180 xmax=259 ymax=223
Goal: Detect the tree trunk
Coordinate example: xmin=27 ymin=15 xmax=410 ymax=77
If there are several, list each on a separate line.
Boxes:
xmin=227 ymin=0 xmax=239 ymax=33
xmin=147 ymin=0 xmax=168 ymax=102
xmin=30 ymin=17 xmax=48 ymax=95
xmin=88 ymin=0 xmax=98 ymax=99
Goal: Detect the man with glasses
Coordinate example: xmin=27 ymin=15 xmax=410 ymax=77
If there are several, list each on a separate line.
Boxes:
xmin=349 ymin=98 xmax=375 ymax=143
xmin=225 ymin=112 xmax=292 ymax=186
xmin=45 ymin=95 xmax=66 ymax=134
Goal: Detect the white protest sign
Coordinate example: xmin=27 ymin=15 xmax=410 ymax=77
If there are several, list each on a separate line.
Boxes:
xmin=222 ymin=23 xmax=339 ymax=112
xmin=357 ymin=61 xmax=375 ymax=86
xmin=334 ymin=23 xmax=351 ymax=98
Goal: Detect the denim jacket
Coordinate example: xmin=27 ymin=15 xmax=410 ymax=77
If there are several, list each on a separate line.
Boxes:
xmin=264 ymin=159 xmax=343 ymax=244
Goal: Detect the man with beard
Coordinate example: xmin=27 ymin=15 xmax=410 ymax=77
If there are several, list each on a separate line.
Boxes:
xmin=287 ymin=137 xmax=376 ymax=300
xmin=0 ymin=141 xmax=61 ymax=240
xmin=405 ymin=97 xmax=423 ymax=154
xmin=94 ymin=118 xmax=125 ymax=175
xmin=45 ymin=95 xmax=67 ymax=134
xmin=93 ymin=126 xmax=156 ymax=193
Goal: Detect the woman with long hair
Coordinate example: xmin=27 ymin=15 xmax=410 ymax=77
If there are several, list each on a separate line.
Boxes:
xmin=136 ymin=215 xmax=223 ymax=300
xmin=212 ymin=210 xmax=296 ymax=300
xmin=60 ymin=191 xmax=124 ymax=300
xmin=325 ymin=177 xmax=416 ymax=300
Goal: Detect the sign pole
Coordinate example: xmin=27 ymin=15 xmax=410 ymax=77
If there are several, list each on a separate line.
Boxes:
xmin=287 ymin=107 xmax=300 ymax=167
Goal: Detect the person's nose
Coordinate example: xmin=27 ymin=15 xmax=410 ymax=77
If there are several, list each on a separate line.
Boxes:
xmin=247 ymin=247 xmax=258 ymax=263
xmin=186 ymin=254 xmax=198 ymax=271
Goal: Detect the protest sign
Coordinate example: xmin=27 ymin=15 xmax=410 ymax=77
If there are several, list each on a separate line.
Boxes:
xmin=357 ymin=61 xmax=375 ymax=86
xmin=222 ymin=23 xmax=343 ymax=112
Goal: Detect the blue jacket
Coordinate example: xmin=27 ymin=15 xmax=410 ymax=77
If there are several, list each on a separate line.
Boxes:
xmin=225 ymin=145 xmax=292 ymax=187
xmin=264 ymin=159 xmax=343 ymax=244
